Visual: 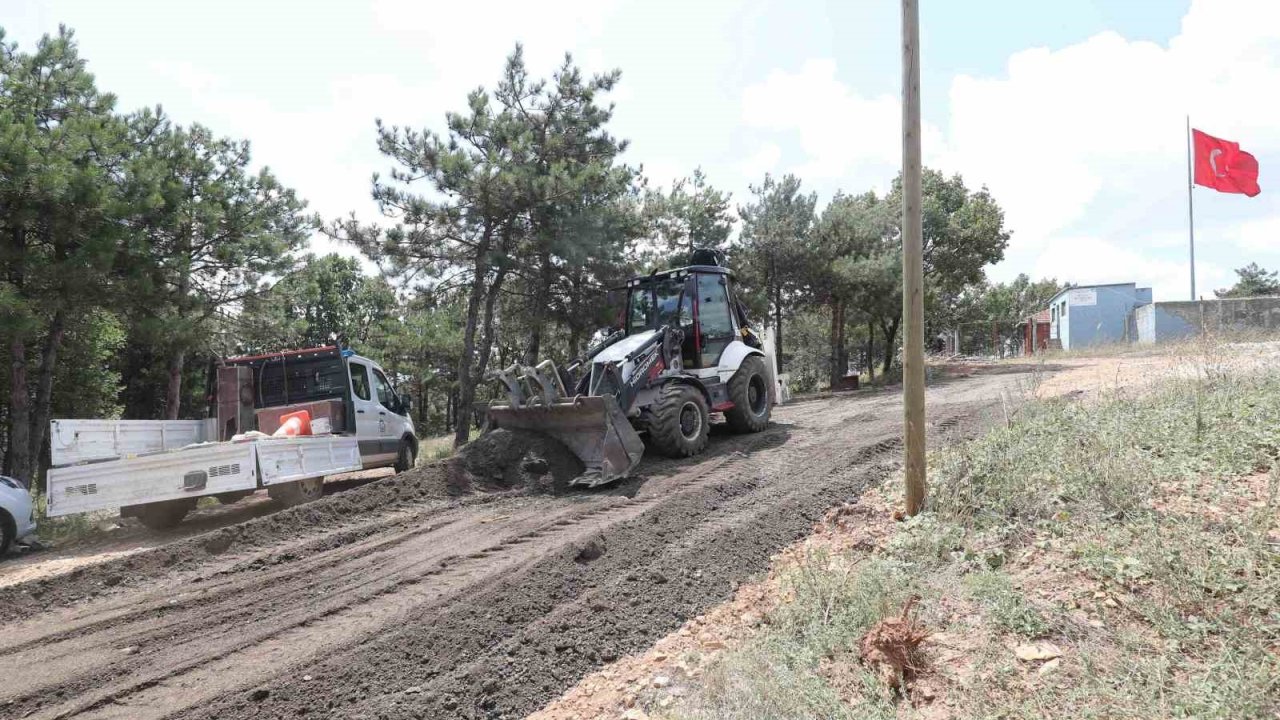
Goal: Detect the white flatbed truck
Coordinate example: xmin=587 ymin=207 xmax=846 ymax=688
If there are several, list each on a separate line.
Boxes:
xmin=46 ymin=346 xmax=419 ymax=529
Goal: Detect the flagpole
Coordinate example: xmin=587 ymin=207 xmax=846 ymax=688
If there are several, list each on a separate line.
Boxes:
xmin=1186 ymin=115 xmax=1197 ymax=300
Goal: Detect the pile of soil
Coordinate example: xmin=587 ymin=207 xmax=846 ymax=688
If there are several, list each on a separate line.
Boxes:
xmin=447 ymin=428 xmax=584 ymax=495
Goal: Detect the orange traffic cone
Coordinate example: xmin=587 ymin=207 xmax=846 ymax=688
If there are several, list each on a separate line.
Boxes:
xmin=273 ymin=410 xmax=313 ymax=437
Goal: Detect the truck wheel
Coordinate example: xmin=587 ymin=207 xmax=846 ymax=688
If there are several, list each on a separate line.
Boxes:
xmin=648 ymin=384 xmax=710 ymax=458
xmin=134 ymin=498 xmax=196 ymax=531
xmin=268 ymin=477 xmax=325 ymax=508
xmin=394 ymin=440 xmax=416 ymax=474
xmin=724 ymin=355 xmax=771 ymax=434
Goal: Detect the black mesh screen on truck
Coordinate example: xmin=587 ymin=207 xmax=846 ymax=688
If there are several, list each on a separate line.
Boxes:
xmin=255 ymin=357 xmax=347 ymax=408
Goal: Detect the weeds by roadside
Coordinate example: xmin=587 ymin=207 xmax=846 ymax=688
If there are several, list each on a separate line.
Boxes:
xmin=24 ymin=494 xmax=114 ymax=548
xmin=660 ymin=357 xmax=1280 ymax=719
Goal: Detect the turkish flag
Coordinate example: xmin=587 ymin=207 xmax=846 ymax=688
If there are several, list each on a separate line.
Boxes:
xmin=1193 ymin=129 xmax=1260 ymax=196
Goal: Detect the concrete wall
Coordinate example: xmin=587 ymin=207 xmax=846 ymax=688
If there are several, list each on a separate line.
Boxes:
xmin=1136 ymin=296 xmax=1280 ymax=343
xmin=1134 ymin=303 xmax=1155 ymax=344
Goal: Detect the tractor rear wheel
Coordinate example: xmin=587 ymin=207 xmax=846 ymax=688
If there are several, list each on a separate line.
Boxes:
xmin=648 ymin=384 xmax=710 ymax=458
xmin=724 ymin=355 xmax=771 ymax=433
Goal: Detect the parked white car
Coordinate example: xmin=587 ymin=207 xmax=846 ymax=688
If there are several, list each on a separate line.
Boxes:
xmin=0 ymin=476 xmax=36 ymax=555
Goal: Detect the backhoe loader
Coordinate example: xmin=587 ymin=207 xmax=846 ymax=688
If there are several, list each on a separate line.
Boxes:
xmin=487 ymin=250 xmax=777 ymax=486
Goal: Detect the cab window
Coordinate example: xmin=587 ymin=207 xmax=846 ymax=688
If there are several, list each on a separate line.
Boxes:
xmin=626 ymin=277 xmax=685 ymax=334
xmin=372 ymin=368 xmax=395 ymax=408
xmin=697 ymin=274 xmax=735 ymax=337
xmin=696 ymin=273 xmax=735 ymax=367
xmin=349 ymin=362 xmax=371 ymax=401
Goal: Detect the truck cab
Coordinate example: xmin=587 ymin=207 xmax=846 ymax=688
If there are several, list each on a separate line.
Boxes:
xmin=219 ymin=346 xmax=419 ymax=472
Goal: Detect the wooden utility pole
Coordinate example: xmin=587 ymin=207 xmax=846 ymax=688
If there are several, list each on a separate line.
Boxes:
xmin=901 ymin=0 xmax=927 ymax=515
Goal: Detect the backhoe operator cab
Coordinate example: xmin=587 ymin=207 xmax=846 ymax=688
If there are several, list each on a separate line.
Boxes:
xmin=489 ymin=250 xmax=775 ymax=487
xmin=603 ymin=263 xmax=769 ymax=413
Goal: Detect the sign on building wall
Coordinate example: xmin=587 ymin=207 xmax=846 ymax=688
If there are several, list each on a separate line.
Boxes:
xmin=1068 ymin=288 xmax=1097 ymax=306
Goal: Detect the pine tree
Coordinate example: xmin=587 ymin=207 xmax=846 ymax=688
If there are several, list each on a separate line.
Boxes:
xmin=1216 ymin=263 xmax=1280 ymax=298
xmin=737 ymin=173 xmax=817 ymax=372
xmin=0 ymin=27 xmax=130 ymax=484
xmin=125 ymin=121 xmax=311 ymax=419
xmin=641 ymin=167 xmax=733 ymax=267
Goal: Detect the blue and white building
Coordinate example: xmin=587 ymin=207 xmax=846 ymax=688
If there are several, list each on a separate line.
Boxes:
xmin=1045 ymin=283 xmax=1152 ymax=350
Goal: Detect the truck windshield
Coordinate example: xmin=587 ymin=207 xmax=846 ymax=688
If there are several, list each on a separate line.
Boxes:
xmin=627 ymin=277 xmax=687 ymax=334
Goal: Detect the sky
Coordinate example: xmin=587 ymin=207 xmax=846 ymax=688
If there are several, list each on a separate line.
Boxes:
xmin=6 ymin=0 xmax=1280 ymax=301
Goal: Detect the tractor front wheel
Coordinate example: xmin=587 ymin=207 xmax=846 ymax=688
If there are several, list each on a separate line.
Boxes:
xmin=724 ymin=355 xmax=771 ymax=434
xmin=648 ymin=384 xmax=710 ymax=458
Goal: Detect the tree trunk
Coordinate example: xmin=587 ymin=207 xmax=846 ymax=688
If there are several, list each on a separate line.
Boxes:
xmin=475 ymin=267 xmax=510 ymax=383
xmin=28 ymin=309 xmax=66 ymax=491
xmin=867 ymin=320 xmax=875 ymax=382
xmin=524 ymin=252 xmax=554 ymax=365
xmin=828 ymin=300 xmax=844 ymax=389
xmin=7 ymin=335 xmax=31 ymax=487
xmin=165 ymin=348 xmax=185 ymax=420
xmin=837 ymin=306 xmax=848 ymax=380
xmin=880 ymin=317 xmax=900 ymax=374
xmin=772 ymin=280 xmax=783 ymax=374
xmin=454 ymin=281 xmax=485 ymax=446
xmin=453 ymin=226 xmax=495 ymax=447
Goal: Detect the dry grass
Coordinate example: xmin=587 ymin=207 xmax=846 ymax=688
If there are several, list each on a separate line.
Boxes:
xmin=657 ymin=342 xmax=1280 ymax=720
xmin=421 ymin=428 xmax=478 ymax=460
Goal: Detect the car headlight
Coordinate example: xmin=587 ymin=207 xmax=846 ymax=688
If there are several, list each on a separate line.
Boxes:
xmin=0 ymin=475 xmax=19 ymax=490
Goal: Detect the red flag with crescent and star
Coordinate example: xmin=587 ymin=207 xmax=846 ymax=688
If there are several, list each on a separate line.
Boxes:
xmin=1192 ymin=129 xmax=1260 ymax=196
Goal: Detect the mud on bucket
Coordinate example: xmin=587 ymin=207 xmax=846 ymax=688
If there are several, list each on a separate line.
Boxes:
xmin=485 ymin=395 xmax=644 ymax=487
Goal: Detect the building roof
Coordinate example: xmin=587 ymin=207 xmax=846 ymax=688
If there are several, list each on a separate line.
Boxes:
xmin=1019 ymin=309 xmax=1051 ymax=325
xmin=1047 ymin=282 xmax=1153 ymax=306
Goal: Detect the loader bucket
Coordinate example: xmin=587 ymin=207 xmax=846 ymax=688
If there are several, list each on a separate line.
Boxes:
xmin=486 ymin=395 xmax=644 ymax=488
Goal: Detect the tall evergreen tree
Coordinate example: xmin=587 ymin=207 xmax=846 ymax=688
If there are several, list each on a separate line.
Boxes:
xmin=641 ymin=167 xmax=733 ymax=267
xmin=126 ymin=121 xmax=311 ymax=419
xmin=737 ymin=173 xmax=817 ymax=372
xmin=237 ymin=253 xmax=397 ymax=352
xmin=495 ymin=48 xmax=637 ymax=364
xmin=0 ymin=27 xmax=130 ymax=483
xmin=333 ymin=46 xmax=636 ymax=446
xmin=811 ymin=191 xmax=892 ymax=386
xmin=334 ymin=54 xmax=528 ymax=447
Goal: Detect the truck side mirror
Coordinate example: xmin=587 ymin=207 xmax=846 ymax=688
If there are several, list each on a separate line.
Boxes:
xmin=399 ymin=392 xmax=414 ymax=414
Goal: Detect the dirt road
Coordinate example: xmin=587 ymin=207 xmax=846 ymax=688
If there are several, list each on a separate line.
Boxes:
xmin=0 ymin=369 xmax=1012 ymax=720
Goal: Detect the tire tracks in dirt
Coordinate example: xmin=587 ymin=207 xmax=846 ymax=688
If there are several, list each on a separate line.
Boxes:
xmin=0 ymin=373 xmax=1009 ymax=720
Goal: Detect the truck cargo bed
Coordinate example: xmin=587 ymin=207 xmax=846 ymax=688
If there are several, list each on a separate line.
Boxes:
xmin=46 ymin=435 xmax=362 ymax=517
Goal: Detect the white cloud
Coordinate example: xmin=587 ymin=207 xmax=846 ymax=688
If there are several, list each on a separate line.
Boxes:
xmin=1033 ymin=236 xmax=1231 ymax=302
xmin=740 ymin=59 xmax=944 ymax=188
xmin=737 ymin=143 xmax=781 ymax=182
xmin=1232 ymin=215 xmax=1280 ymax=254
xmin=942 ymin=0 xmax=1280 ymax=299
xmin=740 ymin=0 xmax=1280 ymax=301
